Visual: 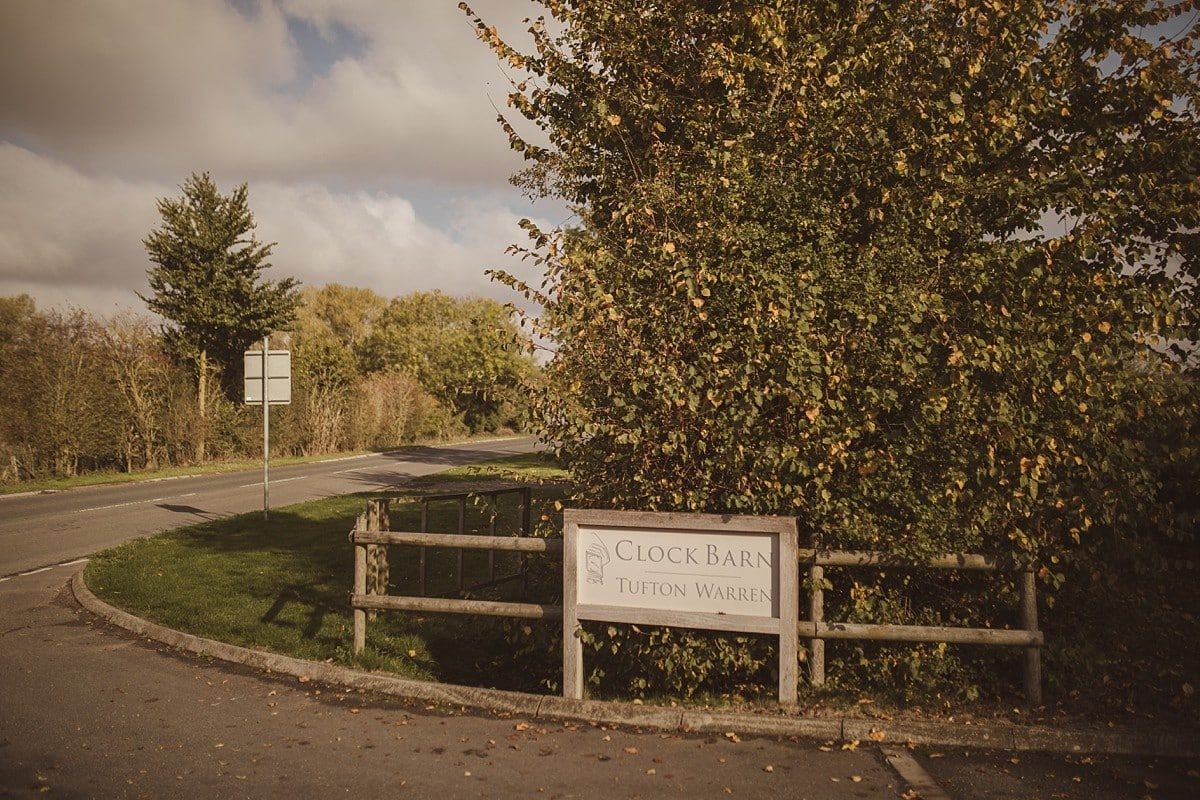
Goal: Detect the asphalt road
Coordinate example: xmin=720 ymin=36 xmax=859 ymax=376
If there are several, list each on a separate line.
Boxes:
xmin=0 ymin=437 xmax=538 ymax=578
xmin=1 ymin=565 xmax=905 ymax=800
xmin=1 ymin=437 xmax=1195 ymax=798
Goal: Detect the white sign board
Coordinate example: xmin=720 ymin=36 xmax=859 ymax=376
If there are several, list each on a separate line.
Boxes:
xmin=563 ymin=509 xmax=799 ymax=704
xmin=243 ymin=350 xmax=292 ymax=405
xmin=577 ymin=526 xmax=779 ymax=619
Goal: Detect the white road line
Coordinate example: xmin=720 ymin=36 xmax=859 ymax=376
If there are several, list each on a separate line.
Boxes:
xmin=237 ymin=476 xmax=309 ymax=488
xmin=1 ymin=557 xmax=90 ymax=583
xmin=884 ymin=749 xmax=953 ymax=800
xmin=74 ymin=496 xmax=168 ymax=514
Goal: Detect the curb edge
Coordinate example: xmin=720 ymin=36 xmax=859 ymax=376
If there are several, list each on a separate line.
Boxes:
xmin=70 ymin=570 xmax=1198 ymax=760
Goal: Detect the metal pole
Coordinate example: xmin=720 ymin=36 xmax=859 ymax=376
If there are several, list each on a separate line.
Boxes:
xmin=262 ymin=335 xmax=269 ymax=521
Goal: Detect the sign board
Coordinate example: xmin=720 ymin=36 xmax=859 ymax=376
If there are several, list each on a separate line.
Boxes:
xmin=563 ymin=509 xmax=799 ymax=704
xmin=243 ymin=350 xmax=291 ymax=405
xmin=577 ymin=526 xmax=779 ymax=619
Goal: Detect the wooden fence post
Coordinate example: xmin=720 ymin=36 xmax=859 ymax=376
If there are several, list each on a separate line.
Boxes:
xmin=521 ymin=487 xmax=532 ymax=596
xmin=457 ymin=497 xmax=466 ymax=593
xmin=352 ymin=510 xmax=367 ymax=656
xmin=1020 ymin=568 xmax=1042 ymax=706
xmin=419 ymin=499 xmax=428 ymax=596
xmin=365 ymin=499 xmax=390 ymax=621
xmin=487 ymin=496 xmax=497 ymax=582
xmin=808 ymin=536 xmax=826 ymax=687
xmin=779 ymin=525 xmax=799 ymax=705
xmin=562 ymin=513 xmax=583 ymax=699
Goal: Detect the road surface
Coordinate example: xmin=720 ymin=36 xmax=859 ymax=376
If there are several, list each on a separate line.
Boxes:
xmin=1 ymin=437 xmax=1194 ymax=798
xmin=0 ymin=437 xmax=538 ymax=578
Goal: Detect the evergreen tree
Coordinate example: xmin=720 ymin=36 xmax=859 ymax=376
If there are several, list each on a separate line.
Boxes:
xmin=142 ymin=172 xmax=299 ymax=460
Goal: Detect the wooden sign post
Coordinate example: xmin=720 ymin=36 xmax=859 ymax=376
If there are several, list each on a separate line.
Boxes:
xmin=563 ymin=510 xmax=799 ymax=705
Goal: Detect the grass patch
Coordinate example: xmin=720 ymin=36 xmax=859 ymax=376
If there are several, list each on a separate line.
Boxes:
xmin=410 ymin=452 xmax=570 ymax=485
xmin=86 ymin=453 xmax=568 ymax=692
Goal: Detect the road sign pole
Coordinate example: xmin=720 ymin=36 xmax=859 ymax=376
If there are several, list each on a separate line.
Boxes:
xmin=262 ymin=335 xmax=269 ymax=521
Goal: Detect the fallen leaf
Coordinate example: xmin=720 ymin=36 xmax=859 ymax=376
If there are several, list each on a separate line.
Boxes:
xmin=851 ymin=775 xmax=863 ymax=783
xmin=624 ymin=747 xmax=639 ymax=755
xmin=842 ymin=740 xmax=859 ymax=751
xmin=514 ymin=723 xmax=531 ymax=732
xmin=297 ymin=676 xmax=310 ymax=683
xmin=646 ymin=768 xmax=656 ymax=775
xmin=763 ymin=765 xmax=774 ymax=773
xmin=868 ymin=729 xmax=887 ymax=742
xmin=724 ymin=731 xmax=741 ymax=743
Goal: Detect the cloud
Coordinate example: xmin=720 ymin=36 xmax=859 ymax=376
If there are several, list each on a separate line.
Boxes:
xmin=0 ymin=0 xmax=536 ymax=186
xmin=0 ymin=1 xmax=557 ymax=315
xmin=0 ymin=144 xmax=548 ymax=315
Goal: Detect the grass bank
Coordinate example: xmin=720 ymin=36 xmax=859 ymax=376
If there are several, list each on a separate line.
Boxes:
xmin=2 ymin=433 xmax=531 ymax=496
xmin=85 ymin=453 xmax=569 ymax=693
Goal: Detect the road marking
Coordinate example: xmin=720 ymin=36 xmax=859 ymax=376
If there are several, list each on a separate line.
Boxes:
xmin=74 ymin=497 xmax=168 ymax=513
xmin=884 ymin=749 xmax=953 ymax=800
xmin=1 ymin=557 xmax=91 ymax=583
xmin=237 ymin=476 xmax=309 ymax=488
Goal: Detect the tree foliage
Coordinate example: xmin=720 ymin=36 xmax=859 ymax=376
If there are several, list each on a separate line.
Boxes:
xmin=142 ymin=172 xmax=301 ymax=396
xmin=360 ymin=291 xmax=537 ymax=431
xmin=470 ymin=0 xmax=1198 ymax=552
xmin=468 ymin=1 xmax=1200 ymax=698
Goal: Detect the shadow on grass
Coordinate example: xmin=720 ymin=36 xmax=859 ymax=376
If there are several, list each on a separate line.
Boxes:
xmin=260 ymin=581 xmax=341 ymax=641
xmin=88 ymin=483 xmax=567 ymax=693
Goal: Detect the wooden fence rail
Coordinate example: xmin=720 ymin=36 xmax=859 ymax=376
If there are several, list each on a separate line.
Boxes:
xmin=350 ymin=489 xmax=539 ymax=655
xmin=349 ymin=499 xmax=1042 ymax=704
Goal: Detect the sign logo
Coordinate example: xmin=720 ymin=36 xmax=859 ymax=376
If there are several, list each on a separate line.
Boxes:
xmin=584 ymin=536 xmax=610 ymax=585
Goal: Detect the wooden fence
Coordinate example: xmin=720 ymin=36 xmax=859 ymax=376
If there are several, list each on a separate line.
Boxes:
xmin=350 ymin=489 xmax=543 ymax=654
xmin=349 ymin=499 xmax=1042 ymax=704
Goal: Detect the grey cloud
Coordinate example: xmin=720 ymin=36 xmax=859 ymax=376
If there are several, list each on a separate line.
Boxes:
xmin=0 ymin=0 xmax=537 ymax=186
xmin=0 ymin=144 xmax=547 ymax=314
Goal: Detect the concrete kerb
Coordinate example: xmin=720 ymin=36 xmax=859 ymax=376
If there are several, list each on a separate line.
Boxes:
xmin=71 ymin=570 xmax=1198 ymax=760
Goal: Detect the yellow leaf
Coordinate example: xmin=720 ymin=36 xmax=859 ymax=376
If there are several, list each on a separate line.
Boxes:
xmin=607 ymin=114 xmax=621 ymax=126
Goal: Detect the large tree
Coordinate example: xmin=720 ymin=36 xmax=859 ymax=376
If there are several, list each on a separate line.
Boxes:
xmin=469 ymin=0 xmax=1198 ymax=551
xmin=142 ymin=172 xmax=299 ymax=460
xmin=467 ymin=1 xmax=1199 ymax=695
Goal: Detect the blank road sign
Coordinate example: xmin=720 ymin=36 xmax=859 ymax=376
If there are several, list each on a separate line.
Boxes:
xmin=244 ymin=350 xmax=291 ymax=404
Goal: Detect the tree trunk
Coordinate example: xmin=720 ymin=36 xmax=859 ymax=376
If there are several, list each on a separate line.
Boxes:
xmin=196 ymin=349 xmax=207 ymax=463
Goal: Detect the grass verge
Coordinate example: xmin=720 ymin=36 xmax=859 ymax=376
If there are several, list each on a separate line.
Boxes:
xmin=85 ymin=453 xmax=569 ymax=693
xmin=1 ymin=433 xmax=532 ymax=496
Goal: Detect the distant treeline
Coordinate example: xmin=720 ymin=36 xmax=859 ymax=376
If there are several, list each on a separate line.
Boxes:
xmin=0 ymin=286 xmax=536 ymax=482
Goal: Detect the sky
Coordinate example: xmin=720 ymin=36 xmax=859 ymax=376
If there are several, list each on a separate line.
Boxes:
xmin=0 ymin=0 xmax=558 ymax=316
